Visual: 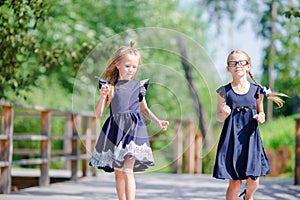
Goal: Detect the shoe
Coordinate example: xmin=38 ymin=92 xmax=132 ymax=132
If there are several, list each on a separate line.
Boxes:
xmin=239 ymin=189 xmax=246 ymax=200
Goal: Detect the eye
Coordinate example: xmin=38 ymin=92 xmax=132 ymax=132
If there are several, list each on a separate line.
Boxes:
xmin=240 ymin=60 xmax=248 ymax=66
xmin=227 ymin=61 xmax=237 ymax=67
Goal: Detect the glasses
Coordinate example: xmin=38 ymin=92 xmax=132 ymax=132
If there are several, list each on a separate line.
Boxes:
xmin=227 ymin=60 xmax=249 ymax=67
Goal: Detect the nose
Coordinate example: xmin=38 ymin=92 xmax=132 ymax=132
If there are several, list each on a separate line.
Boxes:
xmin=129 ymin=66 xmax=135 ymax=72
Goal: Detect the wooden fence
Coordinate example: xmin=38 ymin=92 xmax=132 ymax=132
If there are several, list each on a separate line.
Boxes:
xmin=0 ymin=101 xmax=202 ymax=194
xmin=295 ymin=118 xmax=300 ymax=185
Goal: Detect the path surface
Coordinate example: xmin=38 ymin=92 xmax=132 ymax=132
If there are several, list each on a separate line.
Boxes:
xmin=1 ymin=173 xmax=300 ymax=200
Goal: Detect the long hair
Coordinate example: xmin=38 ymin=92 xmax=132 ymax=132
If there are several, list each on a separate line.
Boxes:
xmin=102 ymin=41 xmax=141 ymax=104
xmin=227 ymin=50 xmax=288 ymax=108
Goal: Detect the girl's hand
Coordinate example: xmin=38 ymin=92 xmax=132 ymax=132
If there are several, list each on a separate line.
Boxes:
xmin=100 ymin=84 xmax=110 ymax=97
xmin=158 ymin=120 xmax=169 ymax=131
xmin=253 ymin=112 xmax=265 ymax=124
xmin=221 ymin=103 xmax=231 ymax=118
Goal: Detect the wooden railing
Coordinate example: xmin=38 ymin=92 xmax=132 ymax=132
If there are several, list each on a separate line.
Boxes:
xmin=0 ymin=101 xmax=98 ymax=194
xmin=0 ymin=101 xmax=202 ymax=194
xmin=295 ymin=118 xmax=300 ymax=185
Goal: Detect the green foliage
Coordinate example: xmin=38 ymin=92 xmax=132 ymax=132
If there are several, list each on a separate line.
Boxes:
xmin=259 ymin=1 xmax=300 ymax=115
xmin=284 ymin=6 xmax=300 ymax=36
xmin=0 ymin=0 xmax=48 ymax=98
xmin=259 ymin=113 xmax=300 ymax=177
xmin=260 ymin=114 xmax=298 ymax=150
xmin=196 ymin=0 xmax=300 ymax=116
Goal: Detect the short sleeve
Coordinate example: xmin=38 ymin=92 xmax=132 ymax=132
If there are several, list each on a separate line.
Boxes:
xmin=253 ymin=84 xmax=261 ymax=99
xmin=216 ymin=86 xmax=226 ymax=99
xmin=139 ymin=79 xmax=150 ymax=102
xmin=98 ymin=78 xmax=108 ymax=89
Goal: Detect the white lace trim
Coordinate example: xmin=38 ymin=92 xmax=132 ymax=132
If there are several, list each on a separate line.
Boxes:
xmin=90 ymin=141 xmax=154 ymax=168
xmin=115 ymin=141 xmax=154 ymax=162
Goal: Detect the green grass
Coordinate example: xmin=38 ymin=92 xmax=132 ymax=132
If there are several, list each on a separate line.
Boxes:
xmin=258 ymin=113 xmax=300 ymax=178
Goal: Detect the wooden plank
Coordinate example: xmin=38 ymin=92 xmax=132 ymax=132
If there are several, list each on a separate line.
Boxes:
xmin=81 ymin=116 xmax=89 ymax=177
xmin=12 ymin=158 xmax=48 ymax=165
xmin=184 ymin=120 xmax=195 ymax=174
xmin=295 ymin=118 xmax=300 ymax=185
xmin=39 ymin=111 xmax=51 ymax=187
xmin=0 ymin=106 xmax=13 ymax=194
xmin=194 ymin=129 xmax=202 ymax=174
xmin=173 ymin=119 xmax=183 ymax=174
xmin=91 ymin=118 xmax=98 ymax=176
xmin=0 ymin=134 xmax=9 ymax=140
xmin=0 ymin=101 xmax=94 ymax=117
xmin=71 ymin=114 xmax=80 ymax=181
xmin=13 ymin=135 xmax=48 ymax=140
xmin=64 ymin=115 xmax=72 ymax=170
xmin=0 ymin=161 xmax=10 ymax=167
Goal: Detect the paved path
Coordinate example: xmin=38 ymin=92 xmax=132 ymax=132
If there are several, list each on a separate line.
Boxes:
xmin=1 ymin=173 xmax=300 ymax=200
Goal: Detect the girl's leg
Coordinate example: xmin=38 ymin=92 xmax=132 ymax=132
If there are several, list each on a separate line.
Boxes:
xmin=245 ymin=177 xmax=259 ymax=200
xmin=115 ymin=168 xmax=126 ymax=200
xmin=226 ymin=179 xmax=242 ymax=200
xmin=123 ymin=156 xmax=136 ymax=200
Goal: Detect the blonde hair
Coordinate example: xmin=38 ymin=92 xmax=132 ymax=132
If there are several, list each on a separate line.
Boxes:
xmin=227 ymin=50 xmax=288 ymax=108
xmin=102 ymin=41 xmax=141 ymax=104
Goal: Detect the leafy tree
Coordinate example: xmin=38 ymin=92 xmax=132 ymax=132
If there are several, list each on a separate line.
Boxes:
xmin=0 ymin=0 xmax=50 ymax=98
xmin=196 ymin=0 xmax=300 ymax=117
xmin=284 ymin=6 xmax=300 ymax=36
xmin=259 ymin=1 xmax=300 ymax=116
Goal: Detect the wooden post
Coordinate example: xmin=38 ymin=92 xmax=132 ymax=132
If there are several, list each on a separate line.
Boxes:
xmin=194 ymin=128 xmax=202 ymax=174
xmin=295 ymin=118 xmax=300 ymax=185
xmin=173 ymin=119 xmax=183 ymax=173
xmin=184 ymin=120 xmax=195 ymax=174
xmin=71 ymin=114 xmax=80 ymax=180
xmin=64 ymin=115 xmax=72 ymax=170
xmin=0 ymin=106 xmax=13 ymax=194
xmin=81 ymin=116 xmax=89 ymax=177
xmin=91 ymin=117 xmax=98 ymax=176
xmin=39 ymin=111 xmax=51 ymax=187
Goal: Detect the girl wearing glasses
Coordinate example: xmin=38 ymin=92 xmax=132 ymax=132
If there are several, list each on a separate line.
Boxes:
xmin=213 ymin=50 xmax=287 ymax=200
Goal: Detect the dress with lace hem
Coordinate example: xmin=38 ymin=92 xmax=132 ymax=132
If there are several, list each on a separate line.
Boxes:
xmin=89 ymin=79 xmax=154 ymax=172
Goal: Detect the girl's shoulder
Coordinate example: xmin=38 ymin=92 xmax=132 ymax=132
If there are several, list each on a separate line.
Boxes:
xmin=139 ymin=79 xmax=150 ymax=88
xmin=216 ymin=83 xmax=231 ymax=98
xmin=249 ymin=83 xmax=262 ymax=93
xmin=216 ymin=83 xmax=231 ymax=93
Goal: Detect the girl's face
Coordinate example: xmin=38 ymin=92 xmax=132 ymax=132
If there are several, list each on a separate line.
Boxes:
xmin=226 ymin=52 xmax=251 ymax=77
xmin=116 ymin=54 xmax=140 ymax=80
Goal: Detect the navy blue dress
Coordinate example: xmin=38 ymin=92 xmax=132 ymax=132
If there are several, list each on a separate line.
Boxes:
xmin=213 ymin=83 xmax=270 ymax=180
xmin=89 ymin=79 xmax=155 ymax=172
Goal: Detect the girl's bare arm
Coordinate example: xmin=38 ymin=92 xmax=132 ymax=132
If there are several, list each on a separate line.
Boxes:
xmin=140 ymin=99 xmax=169 ymax=131
xmin=216 ymin=94 xmax=231 ymax=122
xmin=254 ymin=94 xmax=265 ymax=124
xmin=94 ymin=84 xmax=110 ymax=119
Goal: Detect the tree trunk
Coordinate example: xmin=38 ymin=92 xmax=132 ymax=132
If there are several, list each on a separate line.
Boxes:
xmin=267 ymin=1 xmax=277 ymax=121
xmin=177 ymin=36 xmax=214 ymax=148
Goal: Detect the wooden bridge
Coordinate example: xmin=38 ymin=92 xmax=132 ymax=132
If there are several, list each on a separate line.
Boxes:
xmin=0 ymin=101 xmax=202 ymax=194
xmin=1 ymin=172 xmax=300 ymax=199
xmin=0 ymin=101 xmax=300 ymax=199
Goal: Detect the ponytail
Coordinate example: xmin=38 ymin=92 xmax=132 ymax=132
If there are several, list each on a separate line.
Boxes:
xmin=248 ymin=71 xmax=288 ymax=108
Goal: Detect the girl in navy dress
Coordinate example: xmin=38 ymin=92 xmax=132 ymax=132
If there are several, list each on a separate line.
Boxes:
xmin=213 ymin=50 xmax=287 ymax=200
xmin=90 ymin=41 xmax=169 ymax=200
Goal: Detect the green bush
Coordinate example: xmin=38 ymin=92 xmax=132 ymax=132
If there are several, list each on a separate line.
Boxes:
xmin=259 ymin=113 xmax=300 ymax=177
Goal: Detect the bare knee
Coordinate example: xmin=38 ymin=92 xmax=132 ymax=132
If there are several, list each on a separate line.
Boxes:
xmin=229 ymin=179 xmax=242 ymax=189
xmin=115 ymin=168 xmax=125 ymax=183
xmin=246 ymin=177 xmax=259 ymax=190
xmin=226 ymin=180 xmax=242 ymax=200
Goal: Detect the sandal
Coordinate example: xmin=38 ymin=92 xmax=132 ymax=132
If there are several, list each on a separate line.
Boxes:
xmin=239 ymin=189 xmax=246 ymax=200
